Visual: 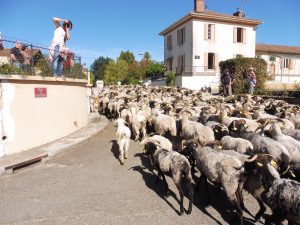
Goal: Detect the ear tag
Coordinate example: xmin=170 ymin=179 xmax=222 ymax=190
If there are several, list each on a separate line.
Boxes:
xmin=244 ymin=125 xmax=249 ymax=128
xmin=234 ymin=127 xmax=237 ymax=130
xmin=215 ymin=130 xmax=219 ymax=133
xmin=256 ymin=162 xmax=263 ymax=167
xmin=280 ymin=123 xmax=284 ymax=128
xmin=270 ymin=160 xmax=277 ymax=167
xmin=218 ymin=145 xmax=222 ymax=149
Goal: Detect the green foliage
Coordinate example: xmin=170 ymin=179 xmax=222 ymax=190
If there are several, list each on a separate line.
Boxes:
xmin=146 ymin=62 xmax=164 ymax=78
xmin=219 ymin=57 xmax=267 ymax=94
xmin=90 ymin=56 xmax=112 ymax=84
xmin=90 ymin=72 xmax=95 ymax=85
xmin=125 ymin=63 xmax=142 ymax=84
xmin=0 ymin=64 xmax=25 ymax=75
xmin=166 ymin=71 xmax=176 ymax=86
xmin=103 ymin=59 xmax=128 ymax=84
xmin=70 ymin=63 xmax=86 ymax=79
xmin=118 ymin=51 xmax=135 ymax=64
xmin=34 ymin=57 xmax=52 ymax=76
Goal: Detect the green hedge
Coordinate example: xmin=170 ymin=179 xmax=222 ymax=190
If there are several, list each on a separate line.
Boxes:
xmin=0 ymin=64 xmax=25 ymax=75
xmin=219 ymin=57 xmax=268 ymax=94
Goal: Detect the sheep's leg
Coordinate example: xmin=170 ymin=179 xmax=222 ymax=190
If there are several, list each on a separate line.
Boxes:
xmin=118 ymin=139 xmax=125 ymax=165
xmin=124 ymin=139 xmax=129 ymax=159
xmin=253 ymin=195 xmax=266 ymax=222
xmin=173 ymin=171 xmax=184 ymax=215
xmin=264 ymin=212 xmax=284 ymax=225
xmin=233 ymin=192 xmax=244 ymax=225
xmin=186 ymin=174 xmax=194 ymax=215
xmin=160 ymin=172 xmax=170 ymax=197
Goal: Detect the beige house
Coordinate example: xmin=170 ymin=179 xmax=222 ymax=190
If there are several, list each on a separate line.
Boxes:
xmin=256 ymin=44 xmax=300 ymax=82
xmin=159 ymin=0 xmax=262 ymax=90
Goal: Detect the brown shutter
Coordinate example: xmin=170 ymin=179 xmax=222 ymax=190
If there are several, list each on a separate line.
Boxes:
xmin=183 ymin=27 xmax=185 ymax=44
xmin=177 ymin=30 xmax=180 ymax=45
xmin=242 ymin=28 xmax=247 ymax=43
xmin=233 ymin=27 xmax=237 ymax=43
xmin=212 ymin=24 xmax=215 ymax=40
xmin=204 ymin=52 xmax=208 ymax=70
xmin=204 ymin=23 xmax=208 ymax=40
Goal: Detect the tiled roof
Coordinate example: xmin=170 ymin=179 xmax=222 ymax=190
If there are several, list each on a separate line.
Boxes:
xmin=160 ymin=10 xmax=262 ymax=36
xmin=256 ymin=44 xmax=300 ymax=55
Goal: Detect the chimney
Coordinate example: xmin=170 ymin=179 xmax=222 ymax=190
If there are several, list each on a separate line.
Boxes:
xmin=233 ymin=8 xmax=245 ymax=17
xmin=194 ymin=0 xmax=205 ymax=12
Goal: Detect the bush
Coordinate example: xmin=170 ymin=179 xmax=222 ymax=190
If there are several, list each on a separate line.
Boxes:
xmin=166 ymin=71 xmax=175 ymax=86
xmin=219 ymin=57 xmax=267 ymax=94
xmin=0 ymin=64 xmax=25 ymax=75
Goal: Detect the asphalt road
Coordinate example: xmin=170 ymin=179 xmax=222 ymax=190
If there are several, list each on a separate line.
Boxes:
xmin=0 ymin=122 xmax=287 ymax=225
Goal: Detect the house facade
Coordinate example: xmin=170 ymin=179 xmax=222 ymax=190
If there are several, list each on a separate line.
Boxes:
xmin=159 ymin=0 xmax=262 ymax=90
xmin=256 ymin=44 xmax=300 ymax=83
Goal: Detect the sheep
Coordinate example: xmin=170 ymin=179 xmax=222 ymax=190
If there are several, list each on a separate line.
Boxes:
xmin=153 ymin=114 xmax=177 ymax=136
xmin=182 ymin=140 xmax=246 ymax=225
xmin=181 ymin=114 xmax=215 ymax=144
xmin=114 ymin=118 xmax=131 ymax=165
xmin=256 ymin=159 xmax=300 ymax=225
xmin=230 ymin=125 xmax=291 ymax=173
xmin=269 ymin=123 xmax=300 ymax=165
xmin=141 ymin=135 xmax=173 ymax=152
xmin=144 ymin=146 xmax=194 ymax=215
xmin=221 ymin=136 xmax=254 ymax=155
xmin=130 ymin=112 xmax=147 ymax=141
xmin=205 ymin=122 xmax=229 ymax=141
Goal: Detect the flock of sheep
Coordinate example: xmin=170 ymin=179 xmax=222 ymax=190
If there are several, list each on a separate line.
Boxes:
xmin=90 ymin=85 xmax=300 ymax=225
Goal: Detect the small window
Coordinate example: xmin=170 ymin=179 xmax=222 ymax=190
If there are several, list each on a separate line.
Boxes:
xmin=167 ymin=35 xmax=172 ymax=50
xmin=269 ymin=56 xmax=276 ymax=62
xmin=177 ymin=27 xmax=185 ymax=45
xmin=283 ymin=58 xmax=290 ymax=69
xmin=236 ymin=54 xmax=243 ymax=58
xmin=237 ymin=28 xmax=243 ymax=43
xmin=177 ymin=55 xmax=185 ymax=73
xmin=208 ymin=53 xmax=215 ymax=69
xmin=208 ymin=24 xmax=212 ymax=40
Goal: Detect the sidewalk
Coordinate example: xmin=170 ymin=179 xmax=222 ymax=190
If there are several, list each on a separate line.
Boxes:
xmin=0 ymin=113 xmax=109 ymax=175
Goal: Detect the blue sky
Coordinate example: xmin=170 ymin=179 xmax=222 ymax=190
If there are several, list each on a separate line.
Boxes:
xmin=1 ymin=0 xmax=299 ymax=68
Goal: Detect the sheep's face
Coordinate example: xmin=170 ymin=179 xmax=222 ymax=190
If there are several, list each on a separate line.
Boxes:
xmin=212 ymin=125 xmax=229 ymax=140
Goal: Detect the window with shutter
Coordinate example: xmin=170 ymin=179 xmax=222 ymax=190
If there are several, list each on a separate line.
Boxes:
xmin=177 ymin=28 xmax=185 ymax=45
xmin=167 ymin=35 xmax=172 ymax=50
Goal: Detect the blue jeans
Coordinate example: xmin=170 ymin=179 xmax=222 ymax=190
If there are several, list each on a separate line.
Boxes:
xmin=13 ymin=61 xmax=22 ymax=69
xmin=52 ymin=45 xmax=65 ymax=76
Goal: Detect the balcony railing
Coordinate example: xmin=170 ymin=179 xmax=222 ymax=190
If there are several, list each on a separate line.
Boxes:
xmin=0 ymin=36 xmax=86 ymax=79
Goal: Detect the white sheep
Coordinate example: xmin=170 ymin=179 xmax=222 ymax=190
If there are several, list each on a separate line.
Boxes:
xmin=221 ymin=136 xmax=254 ymax=155
xmin=114 ymin=118 xmax=131 ymax=165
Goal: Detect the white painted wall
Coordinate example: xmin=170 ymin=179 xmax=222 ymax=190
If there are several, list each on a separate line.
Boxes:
xmin=192 ymin=20 xmax=256 ymax=70
xmin=258 ymin=54 xmax=300 ymax=82
xmin=164 ymin=21 xmax=193 ymax=71
xmin=0 ymin=75 xmax=89 ymax=156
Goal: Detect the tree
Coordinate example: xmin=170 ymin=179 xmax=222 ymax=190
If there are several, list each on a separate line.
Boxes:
xmin=90 ymin=56 xmax=112 ymax=85
xmin=103 ymin=59 xmax=128 ymax=84
xmin=146 ymin=62 xmax=164 ymax=79
xmin=118 ymin=51 xmax=135 ymax=64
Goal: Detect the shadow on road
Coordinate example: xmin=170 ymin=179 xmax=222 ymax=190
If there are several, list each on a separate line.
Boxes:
xmin=131 ymin=152 xmax=183 ymax=216
xmin=192 ymin=175 xmax=256 ymax=225
xmin=110 ymin=140 xmax=122 ymax=165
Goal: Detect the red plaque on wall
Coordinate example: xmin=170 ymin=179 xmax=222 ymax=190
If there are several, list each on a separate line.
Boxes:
xmin=34 ymin=88 xmax=47 ymax=98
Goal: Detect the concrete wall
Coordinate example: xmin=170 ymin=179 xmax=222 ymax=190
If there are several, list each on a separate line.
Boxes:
xmin=0 ymin=75 xmax=89 ymax=156
xmin=175 ymin=73 xmax=220 ymax=91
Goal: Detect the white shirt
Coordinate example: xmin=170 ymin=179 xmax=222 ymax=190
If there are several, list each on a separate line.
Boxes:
xmin=52 ymin=26 xmax=66 ymax=45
